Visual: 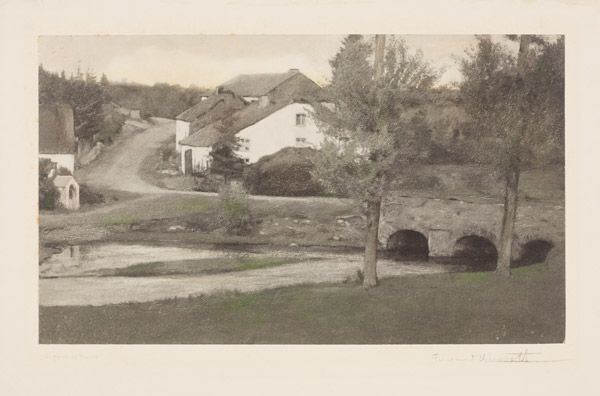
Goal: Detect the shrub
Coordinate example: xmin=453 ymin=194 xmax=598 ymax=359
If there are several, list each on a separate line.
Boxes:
xmin=193 ymin=174 xmax=226 ymax=193
xmin=243 ymin=147 xmax=325 ymax=196
xmin=57 ymin=166 xmax=72 ymax=176
xmin=39 ymin=158 xmax=59 ymax=210
xmin=79 ymin=183 xmax=106 ymax=205
xmin=218 ymin=182 xmax=253 ymax=235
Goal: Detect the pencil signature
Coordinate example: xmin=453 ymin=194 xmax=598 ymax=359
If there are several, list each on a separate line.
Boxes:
xmin=432 ymin=349 xmax=541 ymax=363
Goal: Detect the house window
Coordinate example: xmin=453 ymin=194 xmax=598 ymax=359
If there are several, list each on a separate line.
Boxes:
xmin=238 ymin=137 xmax=250 ymax=151
xmin=296 ymin=114 xmax=306 ymax=126
xmin=295 ymin=137 xmax=307 ymax=147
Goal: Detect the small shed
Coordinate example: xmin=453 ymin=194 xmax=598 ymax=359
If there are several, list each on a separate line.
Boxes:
xmin=53 ymin=175 xmax=80 ymax=210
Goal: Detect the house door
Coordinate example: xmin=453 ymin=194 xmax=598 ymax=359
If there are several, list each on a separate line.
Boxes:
xmin=184 ymin=149 xmax=193 ymax=174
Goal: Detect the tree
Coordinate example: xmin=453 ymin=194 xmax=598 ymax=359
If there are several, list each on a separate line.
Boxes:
xmin=209 ymin=116 xmax=246 ymax=181
xmin=459 ymin=35 xmax=564 ymax=276
xmin=313 ymin=35 xmax=440 ymax=287
xmin=39 ymin=158 xmax=60 ymax=210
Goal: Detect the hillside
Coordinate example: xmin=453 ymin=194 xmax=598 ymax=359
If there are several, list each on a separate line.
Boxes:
xmin=106 ymin=82 xmax=213 ymax=119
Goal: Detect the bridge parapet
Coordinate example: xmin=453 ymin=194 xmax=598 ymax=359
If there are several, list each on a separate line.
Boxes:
xmin=379 ymin=196 xmax=564 ymax=259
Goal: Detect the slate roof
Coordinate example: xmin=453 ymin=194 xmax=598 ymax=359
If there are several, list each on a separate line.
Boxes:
xmin=39 ymin=103 xmax=76 ymax=154
xmin=219 ymin=70 xmax=303 ymax=97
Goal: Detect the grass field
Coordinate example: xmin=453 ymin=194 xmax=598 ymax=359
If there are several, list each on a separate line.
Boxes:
xmin=39 ymin=247 xmax=565 ymax=344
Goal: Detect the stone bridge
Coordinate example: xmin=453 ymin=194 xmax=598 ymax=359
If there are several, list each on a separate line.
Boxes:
xmin=378 ymin=196 xmax=564 ymax=262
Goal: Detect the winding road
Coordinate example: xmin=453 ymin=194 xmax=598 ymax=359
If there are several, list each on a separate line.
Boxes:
xmin=77 ymin=118 xmax=177 ymax=194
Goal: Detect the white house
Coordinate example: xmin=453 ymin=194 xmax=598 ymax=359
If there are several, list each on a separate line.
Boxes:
xmin=53 ymin=175 xmax=80 ymax=210
xmin=179 ymin=99 xmax=324 ymax=173
xmin=39 ymin=103 xmax=77 ymax=173
xmin=177 ymin=70 xmax=331 ymax=174
xmin=175 ymin=90 xmax=246 ymax=153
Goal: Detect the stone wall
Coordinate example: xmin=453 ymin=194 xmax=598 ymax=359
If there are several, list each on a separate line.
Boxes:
xmin=379 ymin=196 xmax=564 ymax=259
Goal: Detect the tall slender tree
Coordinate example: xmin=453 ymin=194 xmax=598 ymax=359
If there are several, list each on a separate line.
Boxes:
xmin=313 ymin=35 xmax=440 ymax=287
xmin=459 ymin=35 xmax=564 ymax=276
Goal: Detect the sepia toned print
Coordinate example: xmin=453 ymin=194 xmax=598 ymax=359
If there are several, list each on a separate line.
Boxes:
xmin=38 ymin=34 xmax=564 ymax=344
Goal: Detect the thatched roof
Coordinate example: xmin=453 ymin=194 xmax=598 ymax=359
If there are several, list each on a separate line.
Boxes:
xmin=39 ymin=103 xmax=76 ymax=154
xmin=176 ymin=90 xmax=246 ymax=123
xmin=180 ymin=99 xmax=293 ymax=148
xmin=180 ymin=70 xmax=332 ymax=148
xmin=219 ymin=70 xmax=301 ymax=97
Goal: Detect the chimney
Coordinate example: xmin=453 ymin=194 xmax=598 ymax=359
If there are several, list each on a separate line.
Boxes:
xmin=289 ymin=68 xmax=299 ymax=73
xmin=258 ymin=95 xmax=269 ymax=107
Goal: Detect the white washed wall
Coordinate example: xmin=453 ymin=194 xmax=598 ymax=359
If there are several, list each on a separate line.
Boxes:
xmin=235 ymin=103 xmax=322 ymax=163
xmin=39 ymin=154 xmax=75 ymax=173
xmin=175 ymin=120 xmax=191 ymax=152
xmin=57 ymin=178 xmax=79 ymax=210
xmin=180 ymin=145 xmax=211 ymax=174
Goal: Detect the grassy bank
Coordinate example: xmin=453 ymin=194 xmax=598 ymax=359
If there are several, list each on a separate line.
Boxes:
xmin=96 ymin=256 xmax=304 ymax=277
xmin=39 ymin=249 xmax=564 ymax=344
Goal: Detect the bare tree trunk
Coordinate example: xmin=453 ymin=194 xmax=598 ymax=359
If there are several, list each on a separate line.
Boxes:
xmin=363 ymin=198 xmax=381 ymax=287
xmin=497 ymin=170 xmax=520 ymax=277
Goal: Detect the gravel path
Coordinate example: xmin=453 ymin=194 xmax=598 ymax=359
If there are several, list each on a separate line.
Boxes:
xmin=39 ymin=257 xmax=456 ymax=306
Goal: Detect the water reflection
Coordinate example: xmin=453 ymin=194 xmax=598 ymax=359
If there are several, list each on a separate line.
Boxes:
xmin=39 ymin=243 xmax=237 ymax=278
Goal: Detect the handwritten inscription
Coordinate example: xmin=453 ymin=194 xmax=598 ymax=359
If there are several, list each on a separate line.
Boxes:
xmin=433 ymin=349 xmax=539 ymax=363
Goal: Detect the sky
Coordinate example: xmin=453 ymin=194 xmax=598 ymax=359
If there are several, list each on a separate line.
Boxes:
xmin=39 ymin=35 xmax=480 ymax=88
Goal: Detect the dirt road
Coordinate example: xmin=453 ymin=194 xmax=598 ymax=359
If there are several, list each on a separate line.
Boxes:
xmin=77 ymin=118 xmax=177 ymax=194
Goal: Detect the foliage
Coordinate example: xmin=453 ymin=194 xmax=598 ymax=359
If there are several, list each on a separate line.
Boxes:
xmin=39 ymin=66 xmax=125 ymax=145
xmin=95 ymin=105 xmax=127 ymax=144
xmin=56 ymin=166 xmax=72 ymax=176
xmin=209 ymin=116 xmax=246 ymax=181
xmin=458 ymin=35 xmax=564 ymax=276
xmin=218 ymin=183 xmax=253 ymax=235
xmin=244 ymin=147 xmax=326 ymax=196
xmin=313 ymin=35 xmax=441 ymax=206
xmin=39 ymin=159 xmax=60 ymax=210
xmin=106 ymin=82 xmax=211 ymax=119
xmin=312 ymin=35 xmax=441 ymax=286
xmin=459 ymin=35 xmax=565 ymax=173
xmin=79 ymin=184 xmax=106 ymax=205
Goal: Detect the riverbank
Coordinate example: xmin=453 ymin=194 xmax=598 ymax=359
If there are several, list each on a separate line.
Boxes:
xmin=39 ymin=246 xmax=565 ymax=344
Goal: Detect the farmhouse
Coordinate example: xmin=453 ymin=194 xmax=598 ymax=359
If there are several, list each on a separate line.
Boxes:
xmin=177 ymin=69 xmax=330 ymax=174
xmin=175 ymin=89 xmax=246 ymax=153
xmin=39 ymin=103 xmax=77 ymax=173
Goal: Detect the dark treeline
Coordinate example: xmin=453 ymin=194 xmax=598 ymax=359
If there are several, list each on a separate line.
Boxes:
xmin=39 ymin=65 xmax=211 ymax=144
xmin=106 ymin=82 xmax=212 ymax=119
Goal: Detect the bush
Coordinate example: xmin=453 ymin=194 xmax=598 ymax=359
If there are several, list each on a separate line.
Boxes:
xmin=243 ymin=147 xmax=325 ymax=196
xmin=193 ymin=174 xmax=226 ymax=193
xmin=218 ymin=183 xmax=253 ymax=235
xmin=95 ymin=106 xmax=127 ymax=145
xmin=57 ymin=166 xmax=72 ymax=176
xmin=79 ymin=184 xmax=106 ymax=205
xmin=39 ymin=158 xmax=60 ymax=210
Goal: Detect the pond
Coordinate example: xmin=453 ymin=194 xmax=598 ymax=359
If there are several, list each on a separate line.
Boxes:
xmin=39 ymin=242 xmax=462 ymax=306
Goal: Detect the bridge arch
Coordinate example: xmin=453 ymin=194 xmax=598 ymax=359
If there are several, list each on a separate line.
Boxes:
xmin=386 ymin=229 xmax=429 ymax=260
xmin=453 ymin=235 xmax=498 ymax=271
xmin=513 ymin=239 xmax=555 ymax=267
